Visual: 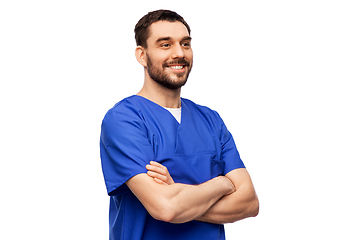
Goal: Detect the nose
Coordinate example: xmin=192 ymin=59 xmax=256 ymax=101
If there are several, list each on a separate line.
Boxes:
xmin=171 ymin=43 xmax=185 ymax=59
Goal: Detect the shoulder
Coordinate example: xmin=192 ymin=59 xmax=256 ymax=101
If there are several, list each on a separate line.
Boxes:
xmin=106 ymin=95 xmax=141 ymax=115
xmin=182 ymin=98 xmax=224 ymax=124
xmin=103 ymin=95 xmax=144 ymax=124
xmin=101 ymin=96 xmax=147 ymax=137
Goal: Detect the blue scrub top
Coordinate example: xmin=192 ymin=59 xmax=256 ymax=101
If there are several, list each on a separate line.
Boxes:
xmin=100 ymin=95 xmax=245 ymax=240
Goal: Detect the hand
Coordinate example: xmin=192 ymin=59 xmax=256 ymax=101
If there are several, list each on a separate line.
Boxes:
xmin=146 ymin=161 xmax=175 ymax=185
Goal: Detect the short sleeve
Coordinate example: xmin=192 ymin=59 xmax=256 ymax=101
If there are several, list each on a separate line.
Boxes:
xmin=100 ymin=101 xmax=154 ymax=196
xmin=215 ymin=112 xmax=245 ymax=174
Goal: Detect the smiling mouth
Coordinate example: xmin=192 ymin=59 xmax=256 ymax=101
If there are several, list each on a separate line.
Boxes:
xmin=167 ymin=65 xmax=185 ymax=70
xmin=164 ymin=59 xmax=190 ymax=71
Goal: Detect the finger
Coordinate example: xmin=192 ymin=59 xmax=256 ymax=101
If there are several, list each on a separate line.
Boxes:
xmin=153 ymin=177 xmax=168 ymax=185
xmin=146 ymin=164 xmax=162 ymax=172
xmin=146 ymin=164 xmax=167 ymax=175
xmin=150 ymin=161 xmax=167 ymax=170
xmin=147 ymin=170 xmax=168 ymax=182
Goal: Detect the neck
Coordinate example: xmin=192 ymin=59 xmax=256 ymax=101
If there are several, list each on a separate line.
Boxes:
xmin=137 ymin=74 xmax=182 ymax=108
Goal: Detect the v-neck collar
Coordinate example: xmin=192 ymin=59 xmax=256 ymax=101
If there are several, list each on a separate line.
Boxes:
xmin=163 ymin=107 xmax=182 ymax=124
xmin=134 ymin=95 xmax=186 ymax=126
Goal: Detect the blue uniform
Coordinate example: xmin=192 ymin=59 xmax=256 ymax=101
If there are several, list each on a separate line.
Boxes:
xmin=100 ymin=95 xmax=245 ymax=240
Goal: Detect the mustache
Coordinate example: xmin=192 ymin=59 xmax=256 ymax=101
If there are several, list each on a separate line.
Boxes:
xmin=163 ymin=59 xmax=191 ymax=67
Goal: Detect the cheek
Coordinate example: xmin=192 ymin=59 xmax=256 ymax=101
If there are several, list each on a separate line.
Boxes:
xmin=147 ymin=51 xmax=168 ymax=66
xmin=186 ymin=50 xmax=193 ymax=62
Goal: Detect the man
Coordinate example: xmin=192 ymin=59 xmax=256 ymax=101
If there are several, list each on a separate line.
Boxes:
xmin=100 ymin=10 xmax=259 ymax=240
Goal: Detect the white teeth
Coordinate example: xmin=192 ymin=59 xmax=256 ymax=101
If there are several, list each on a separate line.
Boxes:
xmin=168 ymin=66 xmax=184 ymax=70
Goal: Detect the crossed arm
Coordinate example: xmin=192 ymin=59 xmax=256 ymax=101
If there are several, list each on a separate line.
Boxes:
xmin=126 ymin=161 xmax=259 ymax=224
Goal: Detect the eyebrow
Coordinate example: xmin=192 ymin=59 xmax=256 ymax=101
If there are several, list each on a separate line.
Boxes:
xmin=155 ymin=36 xmax=192 ymax=43
xmin=156 ymin=37 xmax=171 ymax=43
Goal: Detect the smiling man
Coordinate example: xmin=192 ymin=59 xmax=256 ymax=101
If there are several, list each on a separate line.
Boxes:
xmin=100 ymin=10 xmax=259 ymax=240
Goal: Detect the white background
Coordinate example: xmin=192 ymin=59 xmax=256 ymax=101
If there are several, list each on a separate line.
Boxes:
xmin=1 ymin=1 xmax=359 ymax=239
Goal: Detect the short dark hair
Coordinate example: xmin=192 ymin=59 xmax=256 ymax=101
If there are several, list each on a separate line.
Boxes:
xmin=134 ymin=9 xmax=191 ymax=48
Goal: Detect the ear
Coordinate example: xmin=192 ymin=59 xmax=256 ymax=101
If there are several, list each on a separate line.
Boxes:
xmin=135 ymin=46 xmax=147 ymax=67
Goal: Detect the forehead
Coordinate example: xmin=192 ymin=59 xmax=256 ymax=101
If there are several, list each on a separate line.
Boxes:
xmin=147 ymin=21 xmax=190 ymax=43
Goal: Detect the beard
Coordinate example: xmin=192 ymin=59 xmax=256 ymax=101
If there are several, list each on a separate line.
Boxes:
xmin=146 ymin=55 xmax=192 ymax=90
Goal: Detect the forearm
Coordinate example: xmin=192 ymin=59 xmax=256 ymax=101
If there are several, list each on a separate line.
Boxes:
xmin=142 ymin=164 xmax=259 ymax=224
xmin=196 ymin=189 xmax=259 ymax=224
xmin=166 ymin=176 xmax=234 ymax=223
xmin=127 ymin=174 xmax=234 ymax=224
xmin=196 ymin=169 xmax=259 ymax=224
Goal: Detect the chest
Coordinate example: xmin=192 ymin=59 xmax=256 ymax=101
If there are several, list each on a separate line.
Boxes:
xmin=143 ymin=110 xmax=224 ymax=184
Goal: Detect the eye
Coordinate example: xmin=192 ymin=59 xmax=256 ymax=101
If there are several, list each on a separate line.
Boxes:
xmin=161 ymin=43 xmax=171 ymax=48
xmin=182 ymin=42 xmax=191 ymax=48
